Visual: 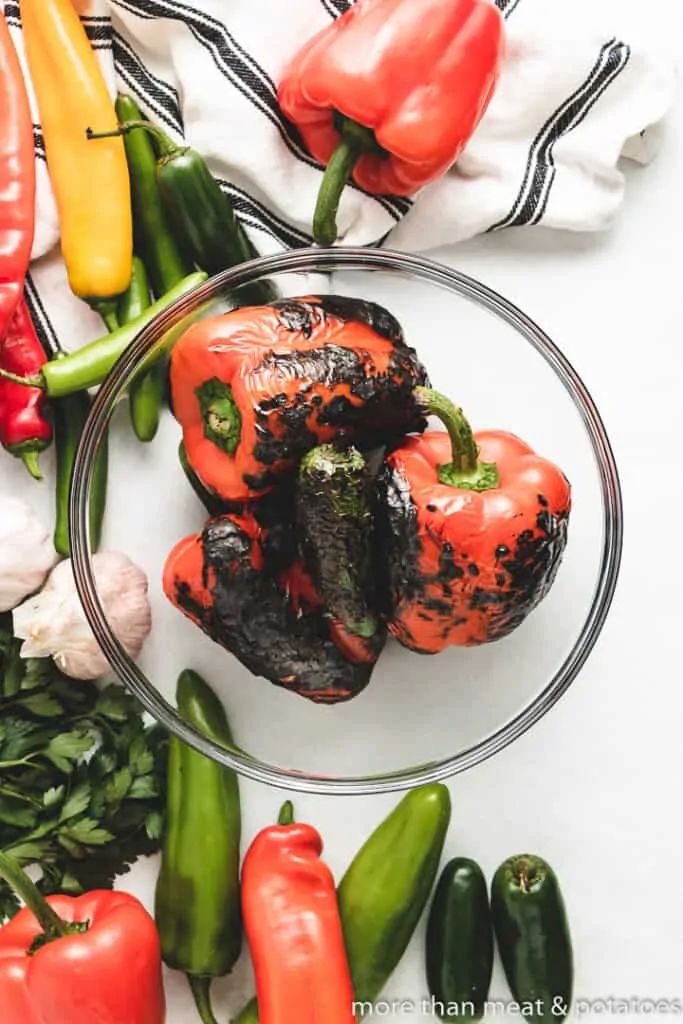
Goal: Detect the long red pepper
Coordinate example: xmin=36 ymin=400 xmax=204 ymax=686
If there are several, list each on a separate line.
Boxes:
xmin=0 ymin=297 xmax=53 ymax=478
xmin=0 ymin=11 xmax=36 ymax=335
xmin=241 ymin=804 xmax=357 ymax=1024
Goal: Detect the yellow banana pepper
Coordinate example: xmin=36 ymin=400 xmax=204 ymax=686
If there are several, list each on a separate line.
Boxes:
xmin=20 ymin=0 xmax=133 ymax=307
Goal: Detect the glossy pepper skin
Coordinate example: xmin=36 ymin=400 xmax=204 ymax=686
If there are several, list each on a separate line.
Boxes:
xmin=155 ymin=670 xmax=241 ymax=1024
xmin=0 ymin=851 xmax=165 ymax=1024
xmin=0 ymin=11 xmax=36 ymax=339
xmin=278 ymin=0 xmax=505 ymax=244
xmin=163 ymin=511 xmax=375 ymax=703
xmin=169 ymin=295 xmax=429 ymax=505
xmin=241 ymin=816 xmax=356 ymax=1024
xmin=376 ymin=389 xmax=571 ymax=653
xmin=0 ymin=298 xmax=52 ymax=479
xmin=20 ymin=0 xmax=133 ymax=310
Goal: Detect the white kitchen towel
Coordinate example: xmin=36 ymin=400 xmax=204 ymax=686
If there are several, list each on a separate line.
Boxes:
xmin=2 ymin=0 xmax=677 ymax=349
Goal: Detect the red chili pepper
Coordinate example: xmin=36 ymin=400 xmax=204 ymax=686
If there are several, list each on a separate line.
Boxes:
xmin=278 ymin=0 xmax=505 ymax=244
xmin=0 ymin=297 xmax=53 ymax=479
xmin=241 ymin=806 xmax=356 ymax=1024
xmin=376 ymin=388 xmax=572 ymax=652
xmin=0 ymin=11 xmax=36 ymax=334
xmin=0 ymin=851 xmax=166 ymax=1024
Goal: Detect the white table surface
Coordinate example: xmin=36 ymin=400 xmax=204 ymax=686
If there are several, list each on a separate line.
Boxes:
xmin=2 ymin=0 xmax=683 ymax=1020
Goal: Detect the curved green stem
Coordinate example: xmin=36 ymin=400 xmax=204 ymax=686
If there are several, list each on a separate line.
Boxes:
xmin=188 ymin=975 xmax=221 ymax=1024
xmin=86 ymin=120 xmax=181 ymax=160
xmin=414 ymin=386 xmax=499 ymax=492
xmin=0 ymin=851 xmax=69 ymax=939
xmin=19 ymin=449 xmax=43 ymax=480
xmin=313 ymin=114 xmax=383 ymax=247
xmin=0 ymin=367 xmax=43 ymax=389
xmin=89 ymin=300 xmax=120 ymax=333
xmin=278 ymin=800 xmax=294 ymax=825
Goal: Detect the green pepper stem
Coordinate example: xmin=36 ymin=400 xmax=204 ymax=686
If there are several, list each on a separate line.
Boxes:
xmin=90 ymin=299 xmax=120 ymax=333
xmin=0 ymin=367 xmax=44 ymax=389
xmin=313 ymin=115 xmax=383 ymax=247
xmin=86 ymin=121 xmax=181 ymax=160
xmin=278 ymin=800 xmax=294 ymax=825
xmin=188 ymin=975 xmax=221 ymax=1024
xmin=20 ymin=450 xmax=43 ymax=480
xmin=414 ymin=386 xmax=499 ymax=492
xmin=0 ymin=851 xmax=69 ymax=940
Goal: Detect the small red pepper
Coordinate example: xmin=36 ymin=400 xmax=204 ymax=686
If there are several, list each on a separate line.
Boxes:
xmin=241 ymin=804 xmax=356 ymax=1024
xmin=377 ymin=388 xmax=572 ymax=652
xmin=0 ymin=297 xmax=53 ymax=478
xmin=0 ymin=11 xmax=36 ymax=334
xmin=0 ymin=851 xmax=166 ymax=1024
xmin=278 ymin=0 xmax=505 ymax=244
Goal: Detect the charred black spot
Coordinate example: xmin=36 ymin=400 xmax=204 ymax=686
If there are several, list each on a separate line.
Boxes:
xmin=426 ymin=504 xmax=437 ymax=512
xmin=538 ymin=494 xmax=549 ymax=508
xmin=173 ymin=514 xmax=373 ymax=704
xmin=496 ymin=572 xmax=507 ymax=587
xmin=439 ymin=547 xmax=465 ymax=580
xmin=495 ymin=545 xmax=510 ymax=558
xmin=468 ymin=563 xmax=480 ymax=577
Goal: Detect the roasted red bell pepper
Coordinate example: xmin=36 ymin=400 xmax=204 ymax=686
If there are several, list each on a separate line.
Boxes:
xmin=169 ymin=294 xmax=428 ymax=505
xmin=0 ymin=298 xmax=53 ymax=479
xmin=278 ymin=0 xmax=505 ymax=244
xmin=241 ymin=806 xmax=356 ymax=1024
xmin=0 ymin=851 xmax=166 ymax=1024
xmin=162 ymin=510 xmax=376 ymax=703
xmin=376 ymin=388 xmax=571 ymax=652
xmin=0 ymin=11 xmax=36 ymax=334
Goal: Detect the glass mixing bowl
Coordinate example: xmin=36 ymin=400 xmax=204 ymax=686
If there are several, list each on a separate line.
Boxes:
xmin=69 ymin=248 xmax=623 ymax=795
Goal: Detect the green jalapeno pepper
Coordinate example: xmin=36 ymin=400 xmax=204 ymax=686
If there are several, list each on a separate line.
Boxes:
xmin=425 ymin=858 xmax=493 ymax=1021
xmin=491 ymin=854 xmax=573 ymax=1024
xmin=155 ymin=669 xmax=242 ymax=1024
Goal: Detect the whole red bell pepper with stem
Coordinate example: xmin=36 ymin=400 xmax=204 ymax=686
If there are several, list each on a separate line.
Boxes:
xmin=278 ymin=0 xmax=505 ymax=245
xmin=241 ymin=803 xmax=356 ymax=1024
xmin=0 ymin=11 xmax=36 ymax=334
xmin=376 ymin=387 xmax=571 ymax=653
xmin=0 ymin=297 xmax=53 ymax=479
xmin=0 ymin=851 xmax=166 ymax=1024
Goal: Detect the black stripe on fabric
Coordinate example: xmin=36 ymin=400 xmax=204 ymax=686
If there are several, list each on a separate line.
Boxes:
xmin=495 ymin=0 xmax=523 ymax=16
xmin=321 ymin=0 xmax=351 ymax=14
xmin=528 ymin=42 xmax=630 ymax=226
xmin=217 ymin=181 xmax=315 ymax=249
xmin=83 ymin=22 xmax=112 ymax=42
xmin=488 ymin=39 xmax=628 ymax=231
xmin=109 ymin=0 xmax=408 ymax=222
xmin=24 ymin=275 xmax=61 ymax=360
xmin=112 ymin=30 xmax=184 ymax=132
xmin=318 ymin=0 xmax=341 ymax=17
xmin=3 ymin=2 xmax=19 ymax=20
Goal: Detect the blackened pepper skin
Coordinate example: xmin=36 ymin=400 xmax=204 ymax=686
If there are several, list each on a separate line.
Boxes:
xmin=375 ymin=389 xmax=572 ymax=653
xmin=169 ymin=294 xmax=430 ymax=505
xmin=163 ymin=513 xmax=373 ymax=703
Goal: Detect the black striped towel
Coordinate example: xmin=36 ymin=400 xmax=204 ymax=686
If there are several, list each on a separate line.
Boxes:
xmin=5 ymin=0 xmax=676 ymax=350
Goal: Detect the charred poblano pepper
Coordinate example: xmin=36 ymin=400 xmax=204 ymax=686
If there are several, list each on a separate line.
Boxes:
xmin=297 ymin=443 xmax=385 ymax=663
xmin=162 ymin=512 xmax=374 ymax=703
xmin=168 ymin=295 xmax=430 ymax=505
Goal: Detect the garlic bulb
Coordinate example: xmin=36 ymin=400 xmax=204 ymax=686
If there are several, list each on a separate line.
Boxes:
xmin=13 ymin=550 xmax=152 ymax=680
xmin=0 ymin=497 xmax=56 ymax=612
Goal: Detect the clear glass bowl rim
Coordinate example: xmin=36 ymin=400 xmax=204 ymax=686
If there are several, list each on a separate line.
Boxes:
xmin=69 ymin=246 xmax=624 ymax=796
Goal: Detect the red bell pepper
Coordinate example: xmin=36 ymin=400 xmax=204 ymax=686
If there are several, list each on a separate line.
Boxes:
xmin=278 ymin=0 xmax=505 ymax=244
xmin=241 ymin=803 xmax=356 ymax=1024
xmin=0 ymin=851 xmax=166 ymax=1024
xmin=0 ymin=297 xmax=53 ymax=479
xmin=376 ymin=388 xmax=572 ymax=653
xmin=0 ymin=11 xmax=36 ymax=332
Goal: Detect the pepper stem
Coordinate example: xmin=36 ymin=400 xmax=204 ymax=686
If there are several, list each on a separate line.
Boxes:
xmin=313 ymin=114 xmax=384 ymax=247
xmin=0 ymin=367 xmax=44 ymax=389
xmin=188 ymin=975 xmax=221 ymax=1024
xmin=0 ymin=851 xmax=69 ymax=940
xmin=414 ymin=386 xmax=500 ymax=492
xmin=90 ymin=299 xmax=120 ymax=333
xmin=86 ymin=121 xmax=181 ymax=160
xmin=278 ymin=800 xmax=295 ymax=825
xmin=20 ymin=449 xmax=43 ymax=481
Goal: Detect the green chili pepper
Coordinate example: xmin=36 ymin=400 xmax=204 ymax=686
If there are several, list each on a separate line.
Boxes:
xmin=117 ymin=256 xmax=164 ymax=442
xmin=88 ymin=119 xmax=276 ymax=306
xmin=491 ymin=855 xmax=573 ymax=1024
xmin=231 ymin=783 xmax=451 ymax=1024
xmin=155 ymin=669 xmax=242 ymax=1024
xmin=0 ymin=272 xmax=207 ymax=398
xmin=425 ymin=858 xmax=493 ymax=1022
xmin=114 ymin=95 xmax=191 ymax=297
